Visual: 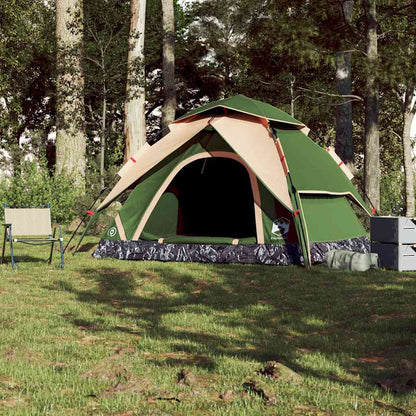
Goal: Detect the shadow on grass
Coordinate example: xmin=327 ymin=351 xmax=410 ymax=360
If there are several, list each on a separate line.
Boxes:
xmin=51 ymin=263 xmax=416 ymax=390
xmin=1 ymin=254 xmax=54 ymax=266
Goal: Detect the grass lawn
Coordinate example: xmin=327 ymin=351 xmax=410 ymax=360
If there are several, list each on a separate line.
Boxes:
xmin=0 ymin=235 xmax=416 ymax=415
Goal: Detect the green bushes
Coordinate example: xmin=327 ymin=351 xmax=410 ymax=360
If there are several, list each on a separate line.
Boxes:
xmin=0 ymin=160 xmax=79 ymax=224
xmin=380 ymin=170 xmax=405 ymax=216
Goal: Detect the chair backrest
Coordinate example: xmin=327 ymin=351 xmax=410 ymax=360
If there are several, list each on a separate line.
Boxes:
xmin=4 ymin=207 xmax=52 ymax=236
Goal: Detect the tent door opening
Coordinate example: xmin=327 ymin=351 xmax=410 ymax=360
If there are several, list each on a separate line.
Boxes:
xmin=143 ymin=157 xmax=257 ymax=239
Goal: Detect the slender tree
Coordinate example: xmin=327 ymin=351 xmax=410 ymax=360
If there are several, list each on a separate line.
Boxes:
xmin=402 ymin=88 xmax=416 ymax=217
xmin=83 ymin=0 xmax=130 ymax=188
xmin=124 ymin=0 xmax=147 ymax=161
xmin=363 ymin=0 xmax=380 ymax=211
xmin=55 ymin=0 xmax=87 ymax=186
xmin=161 ymin=0 xmax=177 ymax=128
xmin=335 ymin=0 xmax=354 ymax=168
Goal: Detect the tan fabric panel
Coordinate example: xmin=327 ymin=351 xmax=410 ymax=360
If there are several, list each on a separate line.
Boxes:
xmin=97 ymin=116 xmax=212 ymax=211
xmin=300 ymin=126 xmax=310 ymax=136
xmin=114 ymin=214 xmax=127 ymax=240
xmin=326 ymin=146 xmax=354 ymax=180
xmin=4 ymin=208 xmax=52 ymax=236
xmin=118 ymin=143 xmax=151 ymax=178
xmin=132 ymin=151 xmax=265 ymax=243
xmin=210 ymin=114 xmax=293 ymax=211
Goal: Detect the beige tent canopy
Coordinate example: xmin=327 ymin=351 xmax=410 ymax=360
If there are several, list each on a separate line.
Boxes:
xmin=98 ymin=113 xmax=292 ymax=212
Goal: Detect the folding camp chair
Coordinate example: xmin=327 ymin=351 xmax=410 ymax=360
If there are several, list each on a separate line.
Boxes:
xmin=1 ymin=204 xmax=64 ymax=270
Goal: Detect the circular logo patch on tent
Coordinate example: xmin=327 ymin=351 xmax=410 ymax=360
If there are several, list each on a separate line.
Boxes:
xmin=271 ymin=217 xmax=290 ymax=241
xmin=107 ymin=227 xmax=117 ymax=237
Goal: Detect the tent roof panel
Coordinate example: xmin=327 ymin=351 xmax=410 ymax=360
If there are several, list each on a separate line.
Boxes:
xmin=176 ymin=95 xmax=304 ymax=126
xmin=97 ymin=116 xmax=211 ymax=211
xmin=277 ymin=127 xmax=370 ymax=214
xmin=210 ymin=114 xmax=293 ymax=211
xmin=301 ymin=194 xmax=367 ymax=242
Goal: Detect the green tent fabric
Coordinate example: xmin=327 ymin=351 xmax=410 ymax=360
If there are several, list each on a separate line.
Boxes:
xmin=176 ymin=94 xmax=304 ymax=126
xmin=276 ymin=127 xmax=370 ymax=213
xmin=118 ymin=139 xmax=208 ymax=241
xmin=300 ymin=195 xmax=366 ymax=242
xmin=143 ymin=191 xmax=179 ymax=237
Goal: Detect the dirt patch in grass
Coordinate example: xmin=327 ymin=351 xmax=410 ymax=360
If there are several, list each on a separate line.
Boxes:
xmin=177 ymin=369 xmax=197 ymax=386
xmin=145 ymin=351 xmax=213 ymax=369
xmin=258 ymin=361 xmax=303 ymax=385
xmin=371 ymin=313 xmax=415 ymax=321
xmin=243 ymin=377 xmax=277 ymax=406
xmin=0 ymin=396 xmax=27 ymax=409
xmin=99 ymin=377 xmax=154 ymax=398
xmin=356 ymin=356 xmax=387 ymax=370
xmin=218 ymin=389 xmax=234 ymax=401
xmin=0 ymin=376 xmax=26 ymax=409
xmin=293 ymin=404 xmax=332 ymax=415
xmin=0 ymin=374 xmax=20 ymax=394
xmin=81 ymin=356 xmax=131 ymax=383
xmin=77 ymin=335 xmax=105 ymax=346
xmin=3 ymin=345 xmax=68 ymax=370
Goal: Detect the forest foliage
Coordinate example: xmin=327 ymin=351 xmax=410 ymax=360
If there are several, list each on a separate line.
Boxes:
xmin=0 ymin=0 xmax=415 ymax=221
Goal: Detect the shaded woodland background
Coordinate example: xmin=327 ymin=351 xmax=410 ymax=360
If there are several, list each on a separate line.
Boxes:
xmin=0 ymin=0 xmax=415 ymax=223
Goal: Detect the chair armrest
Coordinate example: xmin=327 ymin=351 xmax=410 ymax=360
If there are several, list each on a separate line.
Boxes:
xmin=2 ymin=223 xmax=11 ymax=227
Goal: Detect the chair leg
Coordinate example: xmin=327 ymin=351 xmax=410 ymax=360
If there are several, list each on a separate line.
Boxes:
xmin=1 ymin=226 xmax=7 ymax=264
xmin=49 ymin=228 xmax=56 ymax=264
xmin=9 ymin=226 xmax=18 ymax=270
xmin=58 ymin=226 xmax=65 ymax=269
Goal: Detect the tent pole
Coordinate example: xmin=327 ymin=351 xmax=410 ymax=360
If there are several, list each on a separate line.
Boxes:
xmin=287 ymin=173 xmax=311 ymax=267
xmin=64 ymin=186 xmax=108 ymax=253
xmin=68 ymin=171 xmax=124 ymax=254
xmin=72 ymin=215 xmax=95 ymax=255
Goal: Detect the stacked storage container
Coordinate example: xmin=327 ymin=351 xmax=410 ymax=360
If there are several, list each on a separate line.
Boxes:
xmin=371 ymin=217 xmax=416 ymax=271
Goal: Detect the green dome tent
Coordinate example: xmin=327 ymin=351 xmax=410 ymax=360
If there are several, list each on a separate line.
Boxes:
xmin=90 ymin=95 xmax=372 ymax=266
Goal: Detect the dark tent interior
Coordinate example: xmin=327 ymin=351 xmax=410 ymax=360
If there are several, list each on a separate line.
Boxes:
xmin=144 ymin=157 xmax=257 ymax=239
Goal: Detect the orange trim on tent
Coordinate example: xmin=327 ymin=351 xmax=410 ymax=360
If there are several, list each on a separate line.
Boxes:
xmin=275 ymin=139 xmax=289 ymax=176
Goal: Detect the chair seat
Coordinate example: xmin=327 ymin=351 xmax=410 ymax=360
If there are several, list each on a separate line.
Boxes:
xmin=2 ymin=204 xmax=65 ymax=269
xmin=12 ymin=237 xmax=63 ymax=242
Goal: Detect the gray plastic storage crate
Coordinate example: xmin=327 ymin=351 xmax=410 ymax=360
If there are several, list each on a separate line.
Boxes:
xmin=370 ymin=216 xmax=416 ymax=244
xmin=371 ymin=242 xmax=416 ymax=271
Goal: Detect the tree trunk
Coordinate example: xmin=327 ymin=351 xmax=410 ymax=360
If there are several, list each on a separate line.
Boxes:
xmin=403 ymin=88 xmax=416 ymax=217
xmin=335 ymin=0 xmax=354 ymax=168
xmin=55 ymin=0 xmax=87 ymax=187
xmin=100 ymin=89 xmax=107 ymax=189
xmin=161 ymin=0 xmax=176 ymax=129
xmin=363 ymin=0 xmax=380 ymax=212
xmin=124 ymin=0 xmax=146 ymax=161
xmin=290 ymin=75 xmax=295 ymax=118
xmin=100 ymin=47 xmax=107 ymax=190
